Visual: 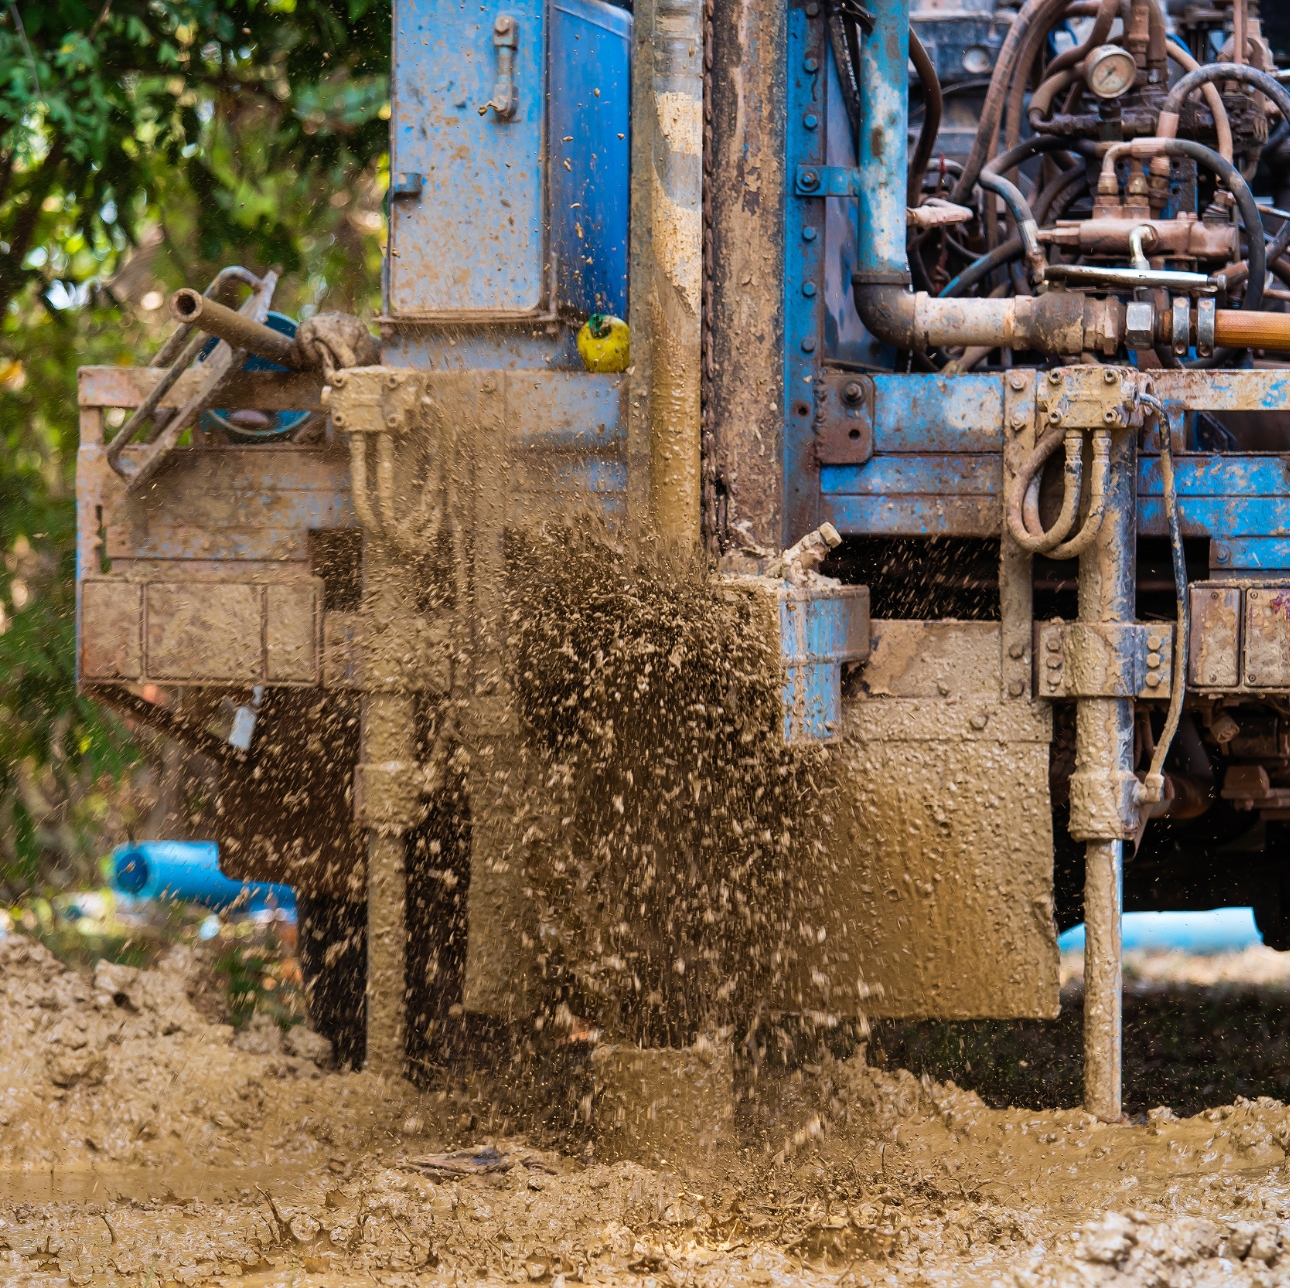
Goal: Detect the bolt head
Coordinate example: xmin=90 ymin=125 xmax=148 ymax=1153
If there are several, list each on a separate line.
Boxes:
xmin=799 ymin=169 xmax=820 ymax=191
xmin=1048 ymin=370 xmax=1063 ymax=385
xmin=1103 ymin=410 xmax=1117 ymax=423
xmin=842 ymin=381 xmax=864 ymax=405
xmin=1010 ymin=375 xmax=1025 ymax=391
xmin=1048 ymin=409 xmax=1062 ymax=424
xmin=1103 ymin=368 xmax=1117 ymax=384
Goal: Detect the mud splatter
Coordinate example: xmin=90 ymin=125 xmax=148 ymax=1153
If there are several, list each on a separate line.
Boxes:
xmin=504 ymin=525 xmax=838 ymax=1045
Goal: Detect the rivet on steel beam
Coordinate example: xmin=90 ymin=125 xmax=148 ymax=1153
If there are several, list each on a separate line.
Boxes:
xmin=805 ymin=1 xmax=820 ymax=13
xmin=799 ymin=169 xmax=820 ymax=191
xmin=803 ymin=282 xmax=817 ymax=297
xmin=804 ymin=56 xmax=819 ymax=72
xmin=801 ymin=336 xmax=817 ymax=353
xmin=803 ymin=227 xmax=818 ymax=241
xmin=804 ymin=113 xmax=819 ymax=129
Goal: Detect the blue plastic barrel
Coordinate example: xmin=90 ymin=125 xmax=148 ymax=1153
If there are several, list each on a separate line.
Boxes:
xmin=110 ymin=840 xmax=295 ymax=914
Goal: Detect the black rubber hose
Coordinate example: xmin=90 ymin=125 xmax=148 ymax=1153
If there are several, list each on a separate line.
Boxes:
xmin=939 ymin=236 xmax=1023 ymax=298
xmin=1128 ymin=138 xmax=1265 ymax=311
xmin=907 ymin=29 xmax=942 ymax=208
xmin=1160 ymin=63 xmax=1290 ymax=144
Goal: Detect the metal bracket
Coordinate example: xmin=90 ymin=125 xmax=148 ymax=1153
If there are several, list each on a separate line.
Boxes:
xmin=1034 ymin=365 xmax=1146 ymax=431
xmin=794 ymin=165 xmax=864 ymax=197
xmin=480 ymin=14 xmax=519 ymax=120
xmin=1036 ymin=621 xmax=1173 ymax=699
xmin=390 ymin=172 xmax=424 ymax=199
xmin=813 ymin=371 xmax=873 ymax=465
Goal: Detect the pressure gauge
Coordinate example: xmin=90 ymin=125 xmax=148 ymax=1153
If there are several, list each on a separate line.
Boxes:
xmin=1084 ymin=44 xmax=1138 ymax=99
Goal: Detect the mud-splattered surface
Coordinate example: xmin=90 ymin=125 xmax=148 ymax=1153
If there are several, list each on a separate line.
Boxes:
xmin=5 ymin=934 xmax=1290 ymax=1286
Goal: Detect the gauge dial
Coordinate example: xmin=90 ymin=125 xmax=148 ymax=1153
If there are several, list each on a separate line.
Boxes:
xmin=1085 ymin=44 xmax=1138 ymax=100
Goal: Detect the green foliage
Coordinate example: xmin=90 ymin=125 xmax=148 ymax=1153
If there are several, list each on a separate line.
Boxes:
xmin=1 ymin=0 xmax=390 ymax=895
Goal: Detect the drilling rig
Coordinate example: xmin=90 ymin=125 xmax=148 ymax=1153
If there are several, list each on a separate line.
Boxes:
xmin=77 ymin=0 xmax=1290 ymax=1137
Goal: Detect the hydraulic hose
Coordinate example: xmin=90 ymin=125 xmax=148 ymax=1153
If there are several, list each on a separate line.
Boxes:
xmin=1043 ymin=429 xmax=1111 ymax=561
xmin=977 ymin=170 xmax=1044 ymax=281
xmin=1006 ymin=427 xmax=1084 ymax=553
xmin=1100 ymin=137 xmax=1265 ymax=310
xmin=1045 ymin=0 xmax=1119 ymax=76
xmin=940 ymin=236 xmax=1022 ymax=299
xmin=1159 ymin=39 xmax=1233 ymax=161
xmin=1136 ymin=390 xmax=1188 ymax=822
xmin=949 ymin=0 xmax=1071 ymax=206
xmin=907 ymin=29 xmax=942 ymax=208
xmin=1159 ymin=61 xmax=1290 ymax=136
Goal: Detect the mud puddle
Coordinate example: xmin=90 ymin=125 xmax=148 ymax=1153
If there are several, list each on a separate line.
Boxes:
xmin=5 ymin=934 xmax=1290 ymax=1286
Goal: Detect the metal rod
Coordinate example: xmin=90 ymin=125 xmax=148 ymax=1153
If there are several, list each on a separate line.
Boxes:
xmin=1070 ymin=422 xmax=1137 ymax=1122
xmin=1083 ymin=839 xmax=1123 ymax=1121
xmin=168 ymin=289 xmax=303 ymax=369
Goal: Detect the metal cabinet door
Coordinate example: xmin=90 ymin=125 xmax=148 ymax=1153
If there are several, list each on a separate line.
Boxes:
xmin=390 ymin=0 xmax=549 ymax=318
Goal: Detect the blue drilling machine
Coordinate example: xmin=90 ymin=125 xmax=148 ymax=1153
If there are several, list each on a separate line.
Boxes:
xmin=76 ymin=0 xmax=1290 ymax=1133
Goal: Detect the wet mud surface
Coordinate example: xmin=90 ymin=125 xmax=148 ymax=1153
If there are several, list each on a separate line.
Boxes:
xmin=5 ymin=935 xmax=1290 ymax=1286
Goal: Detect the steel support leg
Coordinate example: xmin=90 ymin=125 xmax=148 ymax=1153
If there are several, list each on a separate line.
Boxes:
xmin=1069 ymin=426 xmax=1136 ymax=1122
xmin=362 ymin=692 xmax=416 ymax=1076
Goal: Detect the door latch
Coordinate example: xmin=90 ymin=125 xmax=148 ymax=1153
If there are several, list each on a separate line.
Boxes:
xmin=479 ymin=15 xmax=518 ymax=120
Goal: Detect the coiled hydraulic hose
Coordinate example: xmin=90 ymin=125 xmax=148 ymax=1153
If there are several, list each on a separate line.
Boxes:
xmin=1006 ymin=426 xmax=1112 ymax=560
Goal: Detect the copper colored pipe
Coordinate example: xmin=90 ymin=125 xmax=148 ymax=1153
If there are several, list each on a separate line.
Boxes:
xmin=1214 ymin=309 xmax=1290 ymax=351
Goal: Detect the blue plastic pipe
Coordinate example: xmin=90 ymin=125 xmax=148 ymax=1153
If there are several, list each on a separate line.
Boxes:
xmin=1059 ymin=908 xmax=1261 ymax=956
xmin=110 ymin=840 xmax=295 ymax=914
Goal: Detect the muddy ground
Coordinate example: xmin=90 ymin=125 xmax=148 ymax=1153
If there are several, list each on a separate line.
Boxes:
xmin=5 ymin=935 xmax=1290 ymax=1286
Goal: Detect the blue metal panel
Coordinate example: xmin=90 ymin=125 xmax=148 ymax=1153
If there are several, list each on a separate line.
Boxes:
xmin=779 ymin=586 xmax=868 ymax=742
xmin=822 ymin=455 xmax=1001 ymax=495
xmin=783 ymin=1 xmax=827 ymax=544
xmin=383 ymin=328 xmax=582 ymax=372
xmin=1139 ymin=455 xmax=1290 ymax=497
xmin=508 ymin=372 xmax=626 ymax=448
xmin=549 ymin=0 xmax=632 ymax=319
xmin=390 ymin=0 xmax=547 ymax=316
xmin=821 ymin=495 xmax=1001 ymax=536
xmin=873 ymin=374 xmax=1005 ymax=453
xmin=1212 ymin=539 xmax=1290 ymax=571
xmin=1138 ymin=498 xmax=1290 ymax=538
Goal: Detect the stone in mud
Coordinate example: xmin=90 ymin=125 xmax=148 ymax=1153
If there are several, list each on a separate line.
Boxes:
xmin=48 ymin=1051 xmax=108 ymax=1088
xmin=592 ymin=1040 xmax=734 ymax=1176
xmin=282 ymin=1023 xmax=333 ymax=1067
xmin=1076 ymin=1212 xmax=1137 ymax=1265
xmin=232 ymin=1012 xmax=284 ymax=1056
xmin=94 ymin=960 xmax=146 ymax=1012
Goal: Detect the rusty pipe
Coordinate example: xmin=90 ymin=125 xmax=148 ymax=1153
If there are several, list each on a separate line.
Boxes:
xmin=168 ymin=289 xmax=303 ymax=369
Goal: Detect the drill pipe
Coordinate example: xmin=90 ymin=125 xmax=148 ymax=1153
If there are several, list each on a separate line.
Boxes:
xmin=168 ymin=289 xmax=304 ymax=369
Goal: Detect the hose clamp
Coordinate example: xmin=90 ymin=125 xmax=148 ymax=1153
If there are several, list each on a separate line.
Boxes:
xmin=1172 ymin=295 xmax=1191 ymax=355
xmin=1196 ymin=297 xmax=1216 ymax=358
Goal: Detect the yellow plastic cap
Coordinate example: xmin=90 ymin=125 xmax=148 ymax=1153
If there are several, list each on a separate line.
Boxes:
xmin=576 ymin=314 xmax=630 ymax=373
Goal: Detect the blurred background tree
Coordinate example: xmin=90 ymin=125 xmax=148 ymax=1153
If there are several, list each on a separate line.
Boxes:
xmin=0 ymin=0 xmax=389 ymax=898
